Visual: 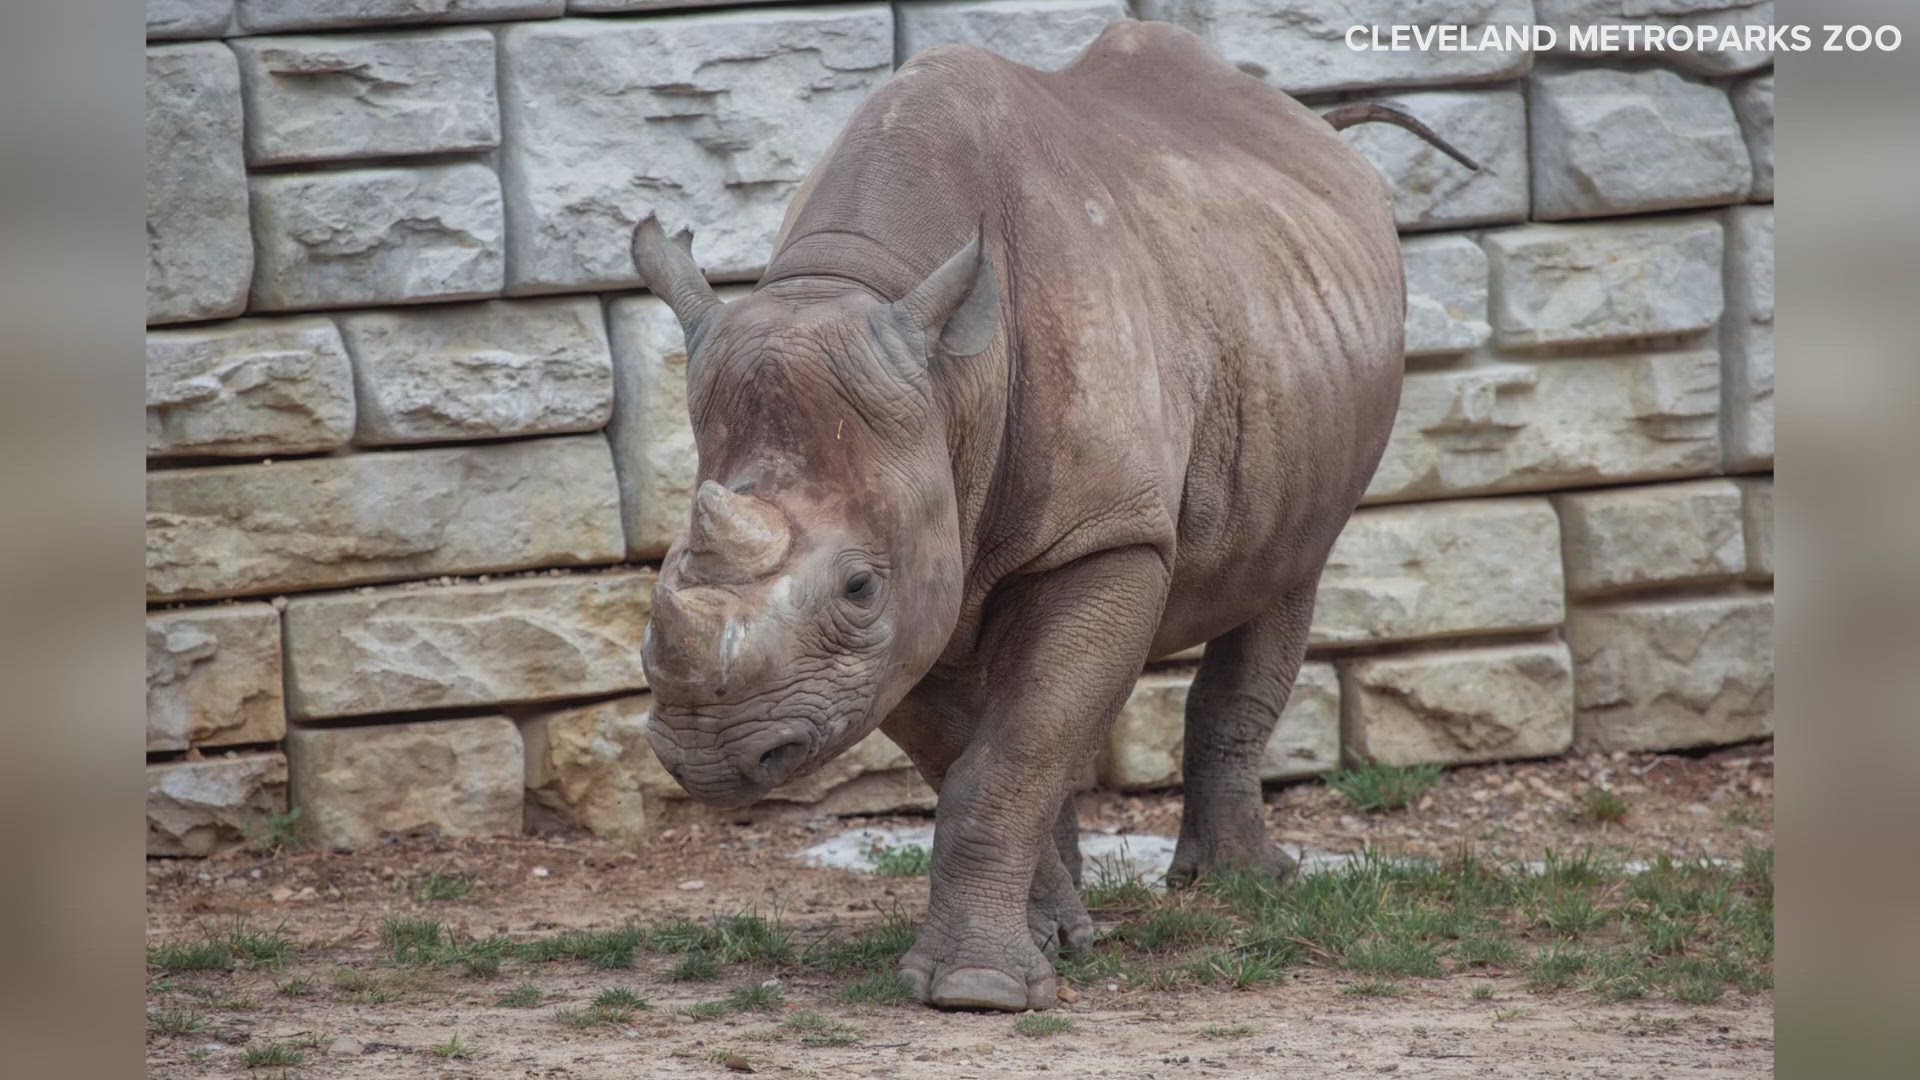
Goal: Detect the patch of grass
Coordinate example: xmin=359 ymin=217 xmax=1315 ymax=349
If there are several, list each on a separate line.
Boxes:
xmin=516 ymin=924 xmax=645 ymax=969
xmin=1118 ymin=907 xmax=1231 ymax=952
xmin=686 ymin=1000 xmax=730 ymax=1021
xmin=218 ymin=918 xmax=296 ymax=967
xmin=148 ymin=1008 xmax=206 ymax=1038
xmin=1455 ymin=934 xmax=1520 ymax=968
xmin=496 ymin=983 xmax=543 ymax=1008
xmin=836 ymin=971 xmax=916 ymax=1007
xmin=382 ymin=916 xmax=453 ymax=966
xmin=1327 ymin=763 xmax=1443 ymax=812
xmin=804 ymin=911 xmax=917 ymax=974
xmin=641 ymin=909 xmax=795 ymax=967
xmin=1014 ymin=1012 xmax=1073 ymax=1038
xmin=1580 ymin=787 xmax=1630 ymax=825
xmin=244 ymin=1040 xmax=309 ymax=1069
xmin=248 ymin=807 xmax=304 ymax=854
xmin=1525 ymin=944 xmax=1589 ymax=990
xmin=671 ymin=950 xmax=720 ymax=982
xmin=1470 ymin=983 xmax=1495 ymax=1001
xmin=1084 ymin=857 xmax=1157 ymax=911
xmin=1345 ymin=937 xmax=1443 ymax=979
xmin=593 ymin=988 xmax=650 ymax=1013
xmin=414 ymin=871 xmax=475 ymax=902
xmin=1536 ymin=890 xmax=1612 ymax=935
xmin=1182 ymin=947 xmax=1287 ymax=989
xmin=429 ymin=1034 xmax=473 ymax=1060
xmin=726 ymin=982 xmax=785 ymax=1013
xmin=1342 ymin=979 xmax=1405 ymax=998
xmin=868 ymin=842 xmax=932 ymax=877
xmin=275 ymin=976 xmax=314 ymax=998
xmin=1056 ymin=945 xmax=1146 ymax=987
xmin=785 ymin=1011 xmax=860 ymax=1047
xmin=147 ymin=939 xmax=232 ymax=974
xmin=1200 ymin=1023 xmax=1255 ymax=1039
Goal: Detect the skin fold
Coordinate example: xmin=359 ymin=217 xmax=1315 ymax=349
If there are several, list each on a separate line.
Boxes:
xmin=635 ymin=20 xmax=1408 ymax=1012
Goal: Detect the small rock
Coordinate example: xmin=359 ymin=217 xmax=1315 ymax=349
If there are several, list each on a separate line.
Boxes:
xmin=531 ymin=866 xmax=550 ymax=878
xmin=1057 ymin=986 xmax=1080 ymax=1003
xmin=678 ymin=879 xmax=705 ymax=891
xmin=270 ymin=886 xmax=293 ymax=903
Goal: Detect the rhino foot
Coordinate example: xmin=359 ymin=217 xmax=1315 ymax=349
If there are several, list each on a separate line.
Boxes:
xmin=1029 ymin=843 xmax=1095 ymax=955
xmin=901 ymin=931 xmax=1059 ymax=1011
xmin=1165 ymin=832 xmax=1299 ymax=890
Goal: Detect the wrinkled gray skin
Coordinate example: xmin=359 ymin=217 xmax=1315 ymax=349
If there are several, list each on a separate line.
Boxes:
xmin=637 ymin=21 xmax=1414 ymax=1011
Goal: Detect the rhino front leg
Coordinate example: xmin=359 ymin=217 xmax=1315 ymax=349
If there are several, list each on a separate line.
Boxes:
xmin=900 ymin=547 xmax=1167 ymax=1011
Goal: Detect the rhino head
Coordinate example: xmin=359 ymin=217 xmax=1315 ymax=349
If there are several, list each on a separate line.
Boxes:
xmin=630 ymin=216 xmax=999 ymax=808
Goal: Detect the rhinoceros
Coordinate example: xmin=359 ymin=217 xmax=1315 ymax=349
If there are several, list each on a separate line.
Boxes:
xmin=631 ymin=19 xmax=1475 ymax=1011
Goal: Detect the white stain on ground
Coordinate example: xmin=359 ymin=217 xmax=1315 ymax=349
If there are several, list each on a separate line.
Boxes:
xmin=796 ymin=827 xmax=1714 ymax=882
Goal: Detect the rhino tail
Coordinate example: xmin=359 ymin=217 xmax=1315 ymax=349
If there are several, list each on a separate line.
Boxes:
xmin=1321 ymin=102 xmax=1482 ymax=173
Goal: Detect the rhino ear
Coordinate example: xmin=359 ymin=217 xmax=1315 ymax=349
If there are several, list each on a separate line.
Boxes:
xmin=891 ymin=231 xmax=999 ymax=358
xmin=632 ymin=213 xmax=722 ymax=342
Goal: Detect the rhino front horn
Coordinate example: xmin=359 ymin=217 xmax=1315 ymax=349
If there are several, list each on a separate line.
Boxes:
xmin=686 ymin=480 xmax=791 ymax=580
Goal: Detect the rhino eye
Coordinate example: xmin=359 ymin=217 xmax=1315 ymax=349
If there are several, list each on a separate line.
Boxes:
xmin=843 ymin=572 xmax=874 ymax=602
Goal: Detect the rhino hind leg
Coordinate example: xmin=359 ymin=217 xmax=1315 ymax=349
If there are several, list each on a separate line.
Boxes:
xmin=1165 ymin=582 xmax=1319 ymax=888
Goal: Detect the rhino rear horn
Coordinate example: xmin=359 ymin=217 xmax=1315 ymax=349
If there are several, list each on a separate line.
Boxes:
xmin=890 ymin=229 xmax=1000 ymax=357
xmin=632 ymin=213 xmax=722 ymax=341
xmin=686 ymin=480 xmax=791 ymax=580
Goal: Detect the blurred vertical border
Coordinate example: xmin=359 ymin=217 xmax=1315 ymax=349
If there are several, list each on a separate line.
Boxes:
xmin=1776 ymin=1 xmax=1920 ymax=1077
xmin=0 ymin=1 xmax=146 ymax=1076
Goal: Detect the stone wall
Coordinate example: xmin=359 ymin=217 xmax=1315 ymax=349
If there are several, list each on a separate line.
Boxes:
xmin=145 ymin=0 xmax=1773 ymax=854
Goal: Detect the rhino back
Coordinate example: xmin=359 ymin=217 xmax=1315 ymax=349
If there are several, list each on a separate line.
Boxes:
xmin=768 ymin=20 xmax=1405 ymax=650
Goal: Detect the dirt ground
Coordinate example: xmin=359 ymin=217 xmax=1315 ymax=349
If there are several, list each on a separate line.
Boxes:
xmin=146 ymin=744 xmax=1774 ymax=1078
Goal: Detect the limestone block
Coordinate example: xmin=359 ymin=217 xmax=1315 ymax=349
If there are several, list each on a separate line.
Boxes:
xmin=236 ymin=0 xmax=563 ymax=33
xmin=1530 ymin=66 xmax=1750 ymax=221
xmin=338 ymin=298 xmax=612 ymax=445
xmin=519 ymin=696 xmax=652 ymax=840
xmin=287 ymin=719 xmax=523 ymax=848
xmin=147 ymin=43 xmax=251 ymax=325
xmin=1366 ymin=350 xmax=1722 ymax=503
xmin=496 ymin=6 xmax=894 ymax=291
xmin=232 ymin=29 xmax=498 ymax=167
xmin=620 ymin=693 xmax=936 ymax=819
xmin=284 ymin=570 xmax=653 ymax=719
xmin=148 ymin=604 xmax=286 ymax=753
xmin=1135 ymin=0 xmax=1532 ymax=95
xmin=1721 ymin=205 xmax=1773 ymax=471
xmin=147 ymin=752 xmax=289 ymax=857
xmin=147 ymin=317 xmax=355 ymax=459
xmin=1335 ymin=89 xmax=1528 ymax=233
xmin=249 ymin=162 xmax=504 ymax=312
xmin=1483 ymin=218 xmax=1723 ymax=349
xmin=1555 ymin=480 xmax=1745 ymax=598
xmin=1569 ymin=594 xmax=1773 ymax=751
xmin=1314 ymin=499 xmax=1566 ymax=648
xmin=1738 ymin=476 xmax=1771 ymax=582
xmin=1731 ymin=75 xmax=1773 ymax=202
xmin=146 ymin=434 xmax=624 ymax=601
xmin=1538 ymin=0 xmax=1774 ymax=76
xmin=897 ymin=0 xmax=1129 ymax=71
xmin=149 ymin=1 xmax=235 ymax=40
xmin=606 ymin=292 xmax=748 ymax=558
xmin=1099 ymin=663 xmax=1339 ymax=791
xmin=1341 ymin=642 xmax=1574 ymax=767
xmin=1402 ymin=235 xmax=1491 ymax=358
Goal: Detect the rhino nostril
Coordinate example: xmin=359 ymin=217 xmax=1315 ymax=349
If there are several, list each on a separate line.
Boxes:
xmin=757 ymin=738 xmax=809 ymax=782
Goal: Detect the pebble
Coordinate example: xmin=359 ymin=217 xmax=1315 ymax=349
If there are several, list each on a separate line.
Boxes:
xmin=679 ymin=879 xmax=706 ymax=891
xmin=531 ymin=866 xmax=550 ymax=878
